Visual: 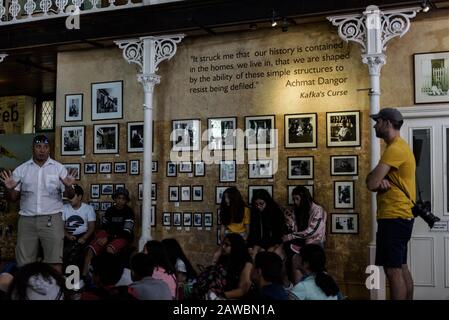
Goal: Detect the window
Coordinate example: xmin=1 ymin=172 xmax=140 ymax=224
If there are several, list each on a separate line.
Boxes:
xmin=34 ymin=99 xmax=55 ymax=132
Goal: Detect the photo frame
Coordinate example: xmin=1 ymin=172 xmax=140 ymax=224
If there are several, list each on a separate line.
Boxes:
xmin=193 ymin=212 xmax=202 ymax=227
xmin=101 ymin=202 xmax=113 ymax=211
xmin=114 ymin=162 xmax=127 ymax=174
xmin=248 ymin=185 xmax=273 ymax=203
xmin=194 ymin=161 xmax=205 ymax=177
xmin=284 ymin=113 xmax=317 ymax=148
xmin=330 ymin=155 xmax=358 ymax=176
xmin=61 ymin=126 xmax=85 ymax=156
xmin=216 ymin=186 xmax=230 ymax=204
xmin=248 ymin=159 xmax=273 ymax=179
xmin=91 ymin=184 xmax=100 ymax=199
xmin=84 ymin=163 xmax=97 ymax=174
xmin=169 ymin=186 xmax=179 ymax=202
xmin=101 ymin=184 xmax=114 ymax=195
xmin=207 ymin=117 xmax=237 ymax=150
xmin=138 ymin=183 xmax=143 ymax=200
xmin=91 ymin=81 xmax=123 ymax=121
xmin=166 ymin=161 xmax=177 ymax=177
xmin=287 ymin=185 xmax=314 ymax=205
xmin=89 ymin=202 xmax=100 ymax=211
xmin=334 ymin=181 xmax=355 ymax=209
xmin=172 ymin=119 xmax=201 ymax=151
xmin=181 ymin=186 xmax=191 ymax=202
xmin=192 ymin=185 xmax=203 ymax=202
xmin=94 ymin=123 xmax=119 ymax=154
xmin=288 ymin=156 xmax=314 ymax=180
xmin=204 ymin=212 xmax=213 ymax=227
xmin=331 ymin=213 xmax=359 ymax=234
xmin=152 ymin=183 xmax=157 ymax=201
xmin=179 ymin=161 xmax=193 ymax=173
xmin=219 ymin=160 xmax=236 ymax=182
xmin=162 ymin=212 xmax=171 ymax=227
xmin=151 ymin=206 xmax=156 ymax=227
xmin=65 ymin=94 xmax=83 ymax=122
xmin=326 ymin=111 xmax=361 ymax=147
xmin=99 ymin=162 xmax=112 ymax=174
xmin=63 ymin=163 xmax=80 ymax=180
xmin=152 ymin=161 xmax=158 ymax=173
xmin=414 ymin=51 xmax=449 ymax=104
xmin=183 ymin=212 xmax=192 ymax=227
xmin=127 ymin=121 xmax=144 ymax=152
xmin=217 ymin=228 xmax=221 ymax=245
xmin=115 ymin=184 xmax=125 ymax=193
xmin=245 ymin=115 xmax=276 ymax=149
xmin=130 ymin=160 xmax=140 ymax=175
xmin=173 ymin=212 xmax=182 ymax=227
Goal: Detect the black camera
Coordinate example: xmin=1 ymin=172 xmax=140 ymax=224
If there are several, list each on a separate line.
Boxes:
xmin=412 ymin=200 xmax=440 ymax=228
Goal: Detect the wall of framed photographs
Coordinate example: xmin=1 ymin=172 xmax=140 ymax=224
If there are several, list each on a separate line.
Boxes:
xmin=53 ymin=12 xmax=449 ymax=299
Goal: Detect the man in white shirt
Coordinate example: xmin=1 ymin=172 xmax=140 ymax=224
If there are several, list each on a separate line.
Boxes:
xmin=63 ymin=185 xmax=96 ymax=273
xmin=0 ymin=135 xmax=76 ymax=272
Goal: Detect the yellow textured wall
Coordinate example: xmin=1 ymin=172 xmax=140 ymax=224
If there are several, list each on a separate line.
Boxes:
xmin=54 ymin=11 xmax=449 ymax=299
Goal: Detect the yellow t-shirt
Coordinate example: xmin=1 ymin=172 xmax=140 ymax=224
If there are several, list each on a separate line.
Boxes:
xmin=227 ymin=207 xmax=251 ymax=234
xmin=377 ymin=136 xmax=416 ymax=219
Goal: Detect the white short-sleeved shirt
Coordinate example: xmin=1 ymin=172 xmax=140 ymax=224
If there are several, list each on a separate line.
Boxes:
xmin=13 ymin=158 xmax=67 ymax=216
xmin=175 ymin=258 xmax=187 ymax=273
xmin=62 ymin=203 xmax=96 ymax=235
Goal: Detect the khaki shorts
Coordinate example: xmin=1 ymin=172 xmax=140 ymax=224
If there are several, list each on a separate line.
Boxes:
xmin=16 ymin=213 xmax=64 ymax=266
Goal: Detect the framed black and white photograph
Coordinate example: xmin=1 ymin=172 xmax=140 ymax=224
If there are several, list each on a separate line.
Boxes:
xmin=204 ymin=212 xmax=213 ymax=227
xmin=288 ymin=157 xmax=314 ymax=180
xmin=63 ymin=163 xmax=80 ymax=180
xmin=245 ymin=115 xmax=276 ymax=149
xmin=152 ymin=161 xmax=158 ymax=173
xmin=248 ymin=159 xmax=273 ymax=179
xmin=166 ymin=161 xmax=177 ymax=177
xmin=169 ymin=186 xmax=179 ymax=202
xmin=219 ymin=160 xmax=236 ymax=182
xmin=91 ymin=184 xmax=100 ymax=199
xmin=61 ymin=126 xmax=85 ymax=156
xmin=217 ymin=228 xmax=221 ymax=245
xmin=334 ymin=181 xmax=354 ymax=209
xmin=331 ymin=213 xmax=359 ymax=234
xmin=248 ymin=185 xmax=273 ymax=203
xmin=288 ymin=185 xmax=314 ymax=205
xmin=114 ymin=162 xmax=127 ymax=174
xmin=130 ymin=160 xmax=140 ymax=175
xmin=193 ymin=212 xmax=202 ymax=227
xmin=89 ymin=202 xmax=100 ymax=211
xmin=331 ymin=155 xmax=358 ymax=176
xmin=181 ymin=186 xmax=191 ymax=202
xmin=216 ymin=186 xmax=229 ymax=204
xmin=94 ymin=123 xmax=119 ymax=154
xmin=84 ymin=163 xmax=97 ymax=174
xmin=172 ymin=119 xmax=201 ymax=151
xmin=151 ymin=206 xmax=156 ymax=227
xmin=217 ymin=208 xmax=222 ymax=225
xmin=326 ymin=111 xmax=361 ymax=147
xmin=91 ymin=81 xmax=123 ymax=121
xmin=151 ymin=183 xmax=157 ymax=201
xmin=207 ymin=117 xmax=237 ymax=150
xmin=179 ymin=161 xmax=193 ymax=173
xmin=99 ymin=162 xmax=112 ymax=174
xmin=138 ymin=183 xmax=143 ymax=200
xmin=183 ymin=212 xmax=192 ymax=227
xmin=65 ymin=94 xmax=83 ymax=122
xmin=194 ymin=161 xmax=205 ymax=177
xmin=101 ymin=184 xmax=114 ymax=195
xmin=101 ymin=202 xmax=113 ymax=211
xmin=162 ymin=212 xmax=171 ymax=227
xmin=127 ymin=122 xmax=143 ymax=152
xmin=192 ymin=186 xmax=203 ymax=202
xmin=284 ymin=113 xmax=317 ymax=148
xmin=173 ymin=212 xmax=182 ymax=227
xmin=414 ymin=51 xmax=449 ymax=104
xmin=115 ymin=184 xmax=125 ymax=193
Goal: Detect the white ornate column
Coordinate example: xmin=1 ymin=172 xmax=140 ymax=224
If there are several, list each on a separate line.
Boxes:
xmin=328 ymin=5 xmax=420 ymax=300
xmin=0 ymin=54 xmax=7 ymax=63
xmin=116 ymin=34 xmax=184 ymax=250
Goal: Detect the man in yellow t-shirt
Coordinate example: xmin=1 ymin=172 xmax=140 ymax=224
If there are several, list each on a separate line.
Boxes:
xmin=366 ymin=108 xmax=415 ymax=300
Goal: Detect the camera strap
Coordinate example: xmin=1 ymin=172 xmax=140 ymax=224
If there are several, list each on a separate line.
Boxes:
xmin=385 ymin=177 xmax=416 ymax=207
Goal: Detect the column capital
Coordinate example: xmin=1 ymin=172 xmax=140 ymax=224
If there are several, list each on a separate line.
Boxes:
xmin=137 ymin=73 xmax=161 ymax=94
xmin=0 ymin=54 xmax=8 ymax=63
xmin=361 ymin=53 xmax=386 ymax=76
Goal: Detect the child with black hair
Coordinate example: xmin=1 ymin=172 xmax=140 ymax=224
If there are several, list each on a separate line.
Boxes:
xmin=251 ymin=251 xmax=288 ymax=300
xmin=290 ymin=244 xmax=341 ymax=300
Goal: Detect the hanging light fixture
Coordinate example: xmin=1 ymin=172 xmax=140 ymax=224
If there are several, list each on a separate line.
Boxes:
xmin=421 ymin=0 xmax=431 ymax=12
xmin=271 ymin=9 xmax=278 ymax=27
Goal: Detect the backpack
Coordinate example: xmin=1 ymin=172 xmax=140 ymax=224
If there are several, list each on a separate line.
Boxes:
xmin=192 ymin=264 xmax=227 ymax=299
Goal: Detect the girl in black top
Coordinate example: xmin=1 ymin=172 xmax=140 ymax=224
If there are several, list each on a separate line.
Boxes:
xmin=247 ymin=189 xmax=284 ymax=260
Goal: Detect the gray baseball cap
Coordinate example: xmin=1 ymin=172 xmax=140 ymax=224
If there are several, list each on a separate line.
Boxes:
xmin=370 ymin=108 xmax=403 ymax=122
